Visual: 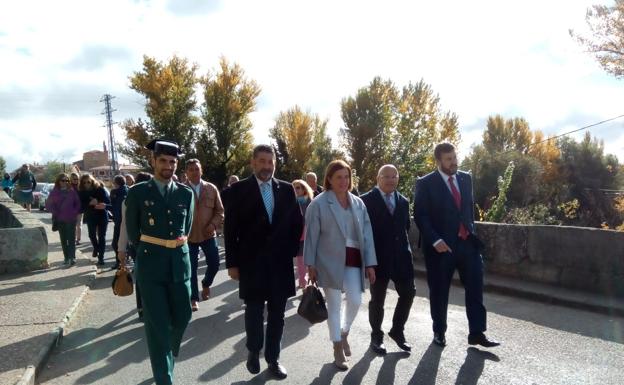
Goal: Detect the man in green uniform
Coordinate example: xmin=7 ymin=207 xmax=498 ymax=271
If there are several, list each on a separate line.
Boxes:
xmin=124 ymin=139 xmax=194 ymax=385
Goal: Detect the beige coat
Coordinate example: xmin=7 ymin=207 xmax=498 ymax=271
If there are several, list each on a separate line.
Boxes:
xmin=187 ymin=180 xmax=224 ymax=243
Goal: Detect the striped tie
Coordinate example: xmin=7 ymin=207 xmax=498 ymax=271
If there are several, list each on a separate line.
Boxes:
xmin=261 ymin=182 xmax=273 ymax=223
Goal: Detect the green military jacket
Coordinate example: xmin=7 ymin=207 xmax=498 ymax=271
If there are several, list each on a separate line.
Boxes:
xmin=125 ymin=179 xmax=194 ymax=283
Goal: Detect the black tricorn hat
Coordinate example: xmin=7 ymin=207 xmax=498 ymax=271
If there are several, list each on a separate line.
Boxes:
xmin=146 ymin=139 xmax=184 ymax=158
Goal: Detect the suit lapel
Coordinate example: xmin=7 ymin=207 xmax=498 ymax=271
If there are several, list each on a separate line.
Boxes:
xmin=271 ymin=177 xmax=280 ymax=220
xmin=327 ymin=191 xmax=347 ymax=239
xmin=374 ymin=187 xmax=393 ymax=218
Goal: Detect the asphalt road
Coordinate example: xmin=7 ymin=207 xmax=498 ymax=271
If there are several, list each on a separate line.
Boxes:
xmin=33 ymin=211 xmax=624 ymax=384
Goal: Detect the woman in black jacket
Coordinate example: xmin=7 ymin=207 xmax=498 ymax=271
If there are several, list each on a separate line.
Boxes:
xmin=78 ymin=174 xmax=111 ymax=266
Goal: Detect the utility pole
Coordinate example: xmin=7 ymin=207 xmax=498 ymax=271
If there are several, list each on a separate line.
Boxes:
xmin=100 ymin=94 xmax=118 ymax=178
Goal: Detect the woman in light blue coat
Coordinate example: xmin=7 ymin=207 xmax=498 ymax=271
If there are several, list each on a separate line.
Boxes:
xmin=304 ymin=160 xmax=377 ymax=370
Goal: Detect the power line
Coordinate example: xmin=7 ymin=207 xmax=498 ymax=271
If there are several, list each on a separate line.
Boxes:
xmin=502 ymin=113 xmax=624 ymax=155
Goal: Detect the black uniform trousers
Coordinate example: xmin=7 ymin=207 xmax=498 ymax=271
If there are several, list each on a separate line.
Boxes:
xmin=424 ymin=236 xmax=486 ymax=335
xmin=369 ymin=276 xmax=415 ymax=342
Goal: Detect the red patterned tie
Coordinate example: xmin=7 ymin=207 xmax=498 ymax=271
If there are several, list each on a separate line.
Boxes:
xmin=448 ymin=176 xmax=469 ymax=240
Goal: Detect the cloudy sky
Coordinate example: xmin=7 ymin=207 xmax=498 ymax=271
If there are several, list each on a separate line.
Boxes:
xmin=1 ymin=0 xmax=623 ymax=172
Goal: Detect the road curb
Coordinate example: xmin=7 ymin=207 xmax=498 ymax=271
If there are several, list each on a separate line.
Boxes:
xmin=14 ymin=255 xmax=97 ymax=385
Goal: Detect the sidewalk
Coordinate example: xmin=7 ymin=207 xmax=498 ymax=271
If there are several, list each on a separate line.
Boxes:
xmin=2 ymin=232 xmax=622 ymax=384
xmin=0 ymin=222 xmax=96 ymax=385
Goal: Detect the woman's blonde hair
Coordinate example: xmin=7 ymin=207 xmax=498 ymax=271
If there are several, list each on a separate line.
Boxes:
xmin=292 ymin=179 xmax=314 ymax=200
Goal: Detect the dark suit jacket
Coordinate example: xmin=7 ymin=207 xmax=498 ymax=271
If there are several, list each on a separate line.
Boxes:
xmin=361 ymin=188 xmax=414 ymax=282
xmin=413 ymin=170 xmax=483 ymax=257
xmin=224 ymin=175 xmax=303 ymax=300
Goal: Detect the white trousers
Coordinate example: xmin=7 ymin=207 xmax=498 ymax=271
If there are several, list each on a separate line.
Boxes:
xmin=323 ymin=266 xmax=362 ymax=342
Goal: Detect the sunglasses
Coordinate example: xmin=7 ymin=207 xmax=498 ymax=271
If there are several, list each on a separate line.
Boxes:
xmin=60 ymin=179 xmax=69 ymax=183
xmin=294 ymin=186 xmax=302 ymax=190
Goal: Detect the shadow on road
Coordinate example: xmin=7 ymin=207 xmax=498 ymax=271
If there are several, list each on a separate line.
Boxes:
xmin=413 ymin=278 xmax=624 ymax=345
xmin=454 ymin=347 xmax=500 ymax=385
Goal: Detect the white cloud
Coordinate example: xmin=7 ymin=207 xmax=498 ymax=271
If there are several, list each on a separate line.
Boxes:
xmin=0 ymin=0 xmax=622 ymax=174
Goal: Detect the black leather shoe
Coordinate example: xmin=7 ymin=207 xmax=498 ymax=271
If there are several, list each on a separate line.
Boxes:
xmin=433 ymin=332 xmax=446 ymax=347
xmin=370 ymin=340 xmax=387 ymax=355
xmin=468 ymin=333 xmax=500 ymax=348
xmin=246 ymin=352 xmax=260 ymax=374
xmin=388 ymin=330 xmax=412 ymax=352
xmin=267 ymin=361 xmax=287 ymax=379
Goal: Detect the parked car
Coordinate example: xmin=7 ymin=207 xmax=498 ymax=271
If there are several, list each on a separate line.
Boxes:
xmin=38 ymin=183 xmax=55 ymax=211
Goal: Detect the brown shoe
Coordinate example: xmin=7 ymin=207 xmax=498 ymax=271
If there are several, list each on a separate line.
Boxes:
xmin=341 ymin=331 xmax=351 ymax=357
xmin=191 ymin=300 xmax=199 ymax=312
xmin=333 ymin=342 xmax=348 ymax=370
xmin=201 ymin=287 xmax=211 ymax=301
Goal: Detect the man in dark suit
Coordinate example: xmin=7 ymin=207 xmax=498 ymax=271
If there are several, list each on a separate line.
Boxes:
xmin=362 ymin=165 xmax=415 ymax=355
xmin=305 ymin=171 xmax=323 ymax=197
xmin=413 ymin=142 xmax=500 ymax=348
xmin=224 ymin=145 xmax=303 ymax=379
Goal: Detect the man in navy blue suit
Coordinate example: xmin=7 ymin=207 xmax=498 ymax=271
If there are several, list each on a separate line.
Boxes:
xmin=362 ymin=165 xmax=416 ymax=355
xmin=413 ymin=142 xmax=499 ymax=348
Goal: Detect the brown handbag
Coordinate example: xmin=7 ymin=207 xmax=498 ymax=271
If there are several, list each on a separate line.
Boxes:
xmin=297 ymin=282 xmax=328 ymax=324
xmin=112 ymin=267 xmax=134 ymax=297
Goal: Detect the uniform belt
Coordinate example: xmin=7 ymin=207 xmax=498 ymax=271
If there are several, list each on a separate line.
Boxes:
xmin=140 ymin=234 xmax=187 ymax=249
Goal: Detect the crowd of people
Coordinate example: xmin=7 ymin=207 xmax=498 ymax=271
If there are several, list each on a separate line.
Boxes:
xmin=8 ymin=138 xmax=500 ymax=384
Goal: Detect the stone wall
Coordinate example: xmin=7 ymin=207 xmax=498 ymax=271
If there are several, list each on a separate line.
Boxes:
xmin=0 ymin=191 xmax=48 ymax=273
xmin=409 ymin=221 xmax=624 ymax=297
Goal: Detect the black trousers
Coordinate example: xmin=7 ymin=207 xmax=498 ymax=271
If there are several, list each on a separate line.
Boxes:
xmin=244 ymin=295 xmax=287 ymax=363
xmin=369 ymin=276 xmax=415 ymax=341
xmin=86 ymin=215 xmax=107 ymax=261
xmin=424 ymin=237 xmax=486 ymax=334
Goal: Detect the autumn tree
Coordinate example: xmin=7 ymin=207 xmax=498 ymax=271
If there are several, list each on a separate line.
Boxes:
xmin=392 ymin=80 xmax=460 ymax=196
xmin=483 ymin=115 xmax=532 ymax=153
xmin=270 ymin=106 xmax=338 ymax=181
xmin=571 ymin=1 xmax=624 ymax=78
xmin=309 ymin=124 xmax=344 ymax=181
xmin=119 ymin=55 xmax=200 ymax=168
xmin=340 ymin=77 xmax=397 ymax=192
xmin=198 ymin=57 xmax=260 ymax=187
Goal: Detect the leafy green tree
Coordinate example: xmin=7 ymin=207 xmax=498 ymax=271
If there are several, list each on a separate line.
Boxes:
xmin=0 ymin=156 xmax=6 ymax=176
xmin=340 ymin=77 xmax=397 ymax=192
xmin=43 ymin=161 xmax=73 ymax=182
xmin=119 ymin=55 xmax=200 ymax=168
xmin=309 ymin=124 xmax=344 ymax=181
xmin=570 ymin=1 xmax=624 ymax=78
xmin=558 ymin=133 xmax=621 ymax=226
xmin=198 ymin=57 xmax=260 ymax=187
xmin=392 ymin=80 xmax=460 ymax=196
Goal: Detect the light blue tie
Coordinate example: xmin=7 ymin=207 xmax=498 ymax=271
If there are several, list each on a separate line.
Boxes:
xmin=261 ymin=182 xmax=273 ymax=223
